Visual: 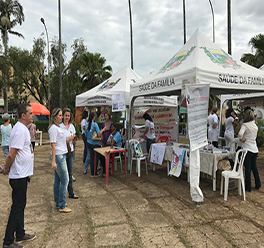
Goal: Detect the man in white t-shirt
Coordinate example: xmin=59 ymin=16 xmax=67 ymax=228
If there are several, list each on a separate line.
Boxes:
xmin=2 ymin=103 xmax=36 ymax=248
xmin=207 ymin=106 xmax=219 ymax=148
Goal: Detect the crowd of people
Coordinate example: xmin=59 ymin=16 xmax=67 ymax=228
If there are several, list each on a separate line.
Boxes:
xmin=207 ymin=106 xmax=261 ymax=193
xmin=0 ymin=102 xmax=262 ymax=247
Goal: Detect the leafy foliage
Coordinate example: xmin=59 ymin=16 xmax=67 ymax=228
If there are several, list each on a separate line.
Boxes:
xmin=241 ymin=34 xmax=264 ymax=68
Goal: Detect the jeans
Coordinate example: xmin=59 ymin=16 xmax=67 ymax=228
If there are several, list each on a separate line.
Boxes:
xmin=82 ymin=133 xmax=87 ymax=163
xmin=2 ymin=145 xmax=9 ymax=159
xmin=84 ymin=146 xmax=90 ymax=172
xmin=244 ymin=151 xmax=261 ymax=191
xmin=146 ymin=138 xmax=156 ymax=154
xmin=4 ymin=177 xmax=28 ymax=246
xmin=66 ymin=151 xmax=74 ymax=197
xmin=51 ymin=154 xmax=69 ymax=209
xmin=87 ymin=142 xmax=105 ymax=175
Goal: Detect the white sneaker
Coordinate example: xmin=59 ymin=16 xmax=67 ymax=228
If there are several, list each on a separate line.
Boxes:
xmin=72 ymin=175 xmax=76 ymax=182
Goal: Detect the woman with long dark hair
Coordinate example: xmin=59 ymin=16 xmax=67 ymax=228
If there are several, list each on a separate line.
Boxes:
xmin=102 ymin=112 xmax=112 ymax=147
xmin=85 ymin=112 xmax=106 ymax=177
xmin=48 ymin=108 xmax=71 ymax=213
xmin=142 ymin=113 xmax=156 ymax=153
xmin=60 ymin=108 xmax=78 ymax=199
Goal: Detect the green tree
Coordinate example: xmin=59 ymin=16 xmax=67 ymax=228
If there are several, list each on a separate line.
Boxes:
xmin=8 ymin=35 xmax=48 ymax=106
xmin=241 ymin=34 xmax=264 ymax=68
xmin=79 ymin=52 xmax=112 ymax=92
xmin=0 ymin=0 xmax=25 ymax=112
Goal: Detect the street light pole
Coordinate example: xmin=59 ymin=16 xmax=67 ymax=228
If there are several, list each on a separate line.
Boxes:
xmin=183 ymin=0 xmax=186 ymax=44
xmin=128 ymin=0 xmax=133 ymax=69
xmin=58 ymin=0 xmax=62 ymax=108
xmin=208 ymin=0 xmax=215 ymax=43
xmin=40 ymin=18 xmax=51 ymax=118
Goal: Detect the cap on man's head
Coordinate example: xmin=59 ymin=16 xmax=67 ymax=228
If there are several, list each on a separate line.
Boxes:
xmin=2 ymin=113 xmax=10 ymax=121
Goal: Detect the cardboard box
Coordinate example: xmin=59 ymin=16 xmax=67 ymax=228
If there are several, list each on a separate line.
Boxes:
xmin=216 ymin=170 xmax=238 ymax=191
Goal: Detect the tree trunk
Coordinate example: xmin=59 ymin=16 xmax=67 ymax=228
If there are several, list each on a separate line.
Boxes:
xmin=3 ymin=26 xmax=8 ymax=113
xmin=128 ymin=0 xmax=133 ymax=69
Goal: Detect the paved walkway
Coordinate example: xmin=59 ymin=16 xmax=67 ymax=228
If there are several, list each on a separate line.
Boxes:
xmin=1 ymin=141 xmax=264 ymax=247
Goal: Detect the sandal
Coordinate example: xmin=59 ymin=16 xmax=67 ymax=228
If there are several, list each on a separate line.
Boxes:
xmin=59 ymin=207 xmax=71 ymax=213
xmin=69 ymin=194 xmax=79 ymax=199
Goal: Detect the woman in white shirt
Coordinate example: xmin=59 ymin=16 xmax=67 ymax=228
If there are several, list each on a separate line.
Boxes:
xmin=142 ymin=113 xmax=156 ymax=153
xmin=224 ymin=108 xmax=238 ymax=151
xmin=60 ymin=108 xmax=78 ymax=199
xmin=81 ymin=110 xmax=88 ymax=165
xmin=48 ymin=108 xmax=71 ymax=213
xmin=238 ymin=109 xmax=261 ymax=192
xmin=207 ymin=107 xmax=219 ymax=148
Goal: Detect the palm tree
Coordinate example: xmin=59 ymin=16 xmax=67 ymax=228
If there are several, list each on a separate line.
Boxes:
xmin=241 ymin=34 xmax=264 ymax=68
xmin=0 ymin=0 xmax=25 ymax=112
xmin=79 ymin=52 xmax=112 ymax=92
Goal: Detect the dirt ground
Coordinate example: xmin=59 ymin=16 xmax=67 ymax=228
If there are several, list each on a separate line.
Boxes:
xmin=1 ymin=139 xmax=264 ymax=248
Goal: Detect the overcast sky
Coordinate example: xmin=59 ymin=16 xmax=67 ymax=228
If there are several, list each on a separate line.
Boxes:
xmin=7 ymin=0 xmax=264 ymax=77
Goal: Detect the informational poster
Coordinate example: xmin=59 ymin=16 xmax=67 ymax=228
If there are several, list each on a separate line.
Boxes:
xmin=112 ymin=93 xmax=126 ymax=112
xmin=133 ymin=106 xmax=177 ymax=125
xmin=169 ymin=147 xmax=185 ymax=177
xmin=185 ymin=84 xmax=209 ymax=151
xmin=132 ymin=124 xmax=178 ymax=142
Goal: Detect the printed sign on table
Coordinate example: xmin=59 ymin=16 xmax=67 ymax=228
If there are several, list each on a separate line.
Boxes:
xmin=169 ymin=147 xmax=186 ymax=177
xmin=185 ymin=84 xmax=209 ymax=151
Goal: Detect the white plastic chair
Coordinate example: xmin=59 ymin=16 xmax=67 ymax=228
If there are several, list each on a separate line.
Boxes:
xmin=220 ymin=149 xmax=247 ymax=201
xmin=129 ymin=139 xmax=148 ymax=177
xmin=114 ymin=152 xmax=123 ymax=171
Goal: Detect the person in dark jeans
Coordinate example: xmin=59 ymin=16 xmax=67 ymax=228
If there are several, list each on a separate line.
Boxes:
xmin=238 ymin=109 xmax=261 ymax=192
xmin=85 ymin=112 xmax=106 ymax=177
xmin=2 ymin=103 xmax=36 ymax=248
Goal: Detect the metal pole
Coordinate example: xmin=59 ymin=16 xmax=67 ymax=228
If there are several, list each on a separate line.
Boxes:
xmin=227 ymin=0 xmax=231 ymax=54
xmin=128 ymin=0 xmax=133 ymax=69
xmin=58 ymin=0 xmax=62 ymax=108
xmin=40 ymin=18 xmax=51 ymax=118
xmin=183 ymin=0 xmax=186 ymax=44
xmin=208 ymin=0 xmax=215 ymax=43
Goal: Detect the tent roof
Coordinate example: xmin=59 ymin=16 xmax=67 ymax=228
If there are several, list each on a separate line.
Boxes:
xmin=75 ymin=65 xmax=178 ymax=107
xmin=130 ymin=29 xmax=264 ymax=98
xmin=76 ymin=65 xmax=142 ymax=107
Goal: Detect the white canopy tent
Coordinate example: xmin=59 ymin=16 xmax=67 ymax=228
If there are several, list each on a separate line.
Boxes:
xmin=129 ymin=29 xmax=264 ymax=204
xmin=75 ymin=65 xmax=178 ymax=108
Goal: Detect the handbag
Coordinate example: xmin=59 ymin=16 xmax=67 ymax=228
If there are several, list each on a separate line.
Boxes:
xmin=66 ymin=142 xmax=72 ymax=156
xmin=92 ymin=130 xmax=102 ymax=141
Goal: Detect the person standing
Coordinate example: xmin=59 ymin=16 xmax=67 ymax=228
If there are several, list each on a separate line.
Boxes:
xmin=142 ymin=113 xmax=156 ymax=153
xmin=85 ymin=112 xmax=106 ymax=177
xmin=60 ymin=108 xmax=78 ymax=199
xmin=48 ymin=108 xmax=71 ymax=213
xmin=102 ymin=112 xmax=112 ymax=147
xmin=238 ymin=109 xmax=261 ymax=192
xmin=2 ymin=103 xmax=36 ymax=248
xmin=27 ymin=122 xmax=37 ymax=151
xmin=224 ymin=108 xmax=238 ymax=151
xmin=1 ymin=113 xmax=12 ymax=159
xmin=207 ymin=106 xmax=219 ymax=148
xmin=81 ymin=110 xmax=88 ymax=165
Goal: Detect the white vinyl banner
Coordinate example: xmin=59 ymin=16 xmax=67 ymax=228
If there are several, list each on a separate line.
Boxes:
xmin=133 ymin=106 xmax=177 ymax=125
xmin=185 ymin=84 xmax=210 ymax=152
xmin=133 ymin=124 xmax=178 ymax=142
